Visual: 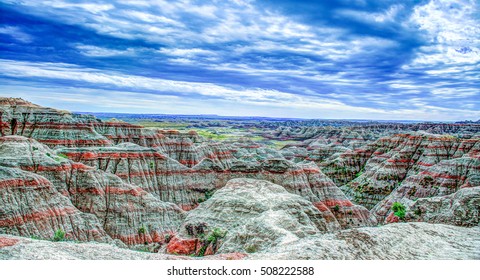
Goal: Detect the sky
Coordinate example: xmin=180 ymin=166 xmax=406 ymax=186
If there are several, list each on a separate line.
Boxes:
xmin=0 ymin=0 xmax=479 ymax=121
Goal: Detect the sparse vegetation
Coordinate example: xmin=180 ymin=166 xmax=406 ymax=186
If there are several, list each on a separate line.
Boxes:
xmin=138 ymin=225 xmax=146 ymax=235
xmin=245 ymin=244 xmax=258 ymax=253
xmin=391 ymin=202 xmax=406 ymax=220
xmin=57 ymin=153 xmax=69 ymax=159
xmin=197 ymin=227 xmax=227 ymax=257
xmin=196 ymin=130 xmax=229 ymax=140
xmin=52 ymin=229 xmax=65 ymax=242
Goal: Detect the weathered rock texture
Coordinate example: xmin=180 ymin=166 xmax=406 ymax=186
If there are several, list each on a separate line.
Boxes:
xmin=2 ymin=223 xmax=478 ymax=259
xmin=0 ymin=166 xmax=110 ymax=242
xmin=177 ymin=179 xmax=375 ymax=254
xmin=0 ymin=234 xmax=246 ymax=260
xmin=0 ymin=136 xmax=184 ymax=245
xmin=317 ymin=133 xmax=479 ymax=211
xmin=1 ymin=97 xmax=479 ymax=259
xmin=248 ymin=222 xmax=480 ymax=260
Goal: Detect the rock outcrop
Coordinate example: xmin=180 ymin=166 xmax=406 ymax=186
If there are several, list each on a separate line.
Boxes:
xmin=0 ymin=166 xmax=110 ymax=243
xmin=0 ymin=136 xmax=184 ymax=245
xmin=178 ymin=179 xmax=344 ymax=254
xmin=1 ymin=97 xmax=479 ymax=260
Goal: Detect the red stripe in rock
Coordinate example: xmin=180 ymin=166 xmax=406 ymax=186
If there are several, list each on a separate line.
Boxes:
xmin=0 ymin=207 xmax=78 ymax=226
xmin=0 ymin=237 xmax=20 ymax=248
xmin=0 ymin=178 xmax=51 ymax=189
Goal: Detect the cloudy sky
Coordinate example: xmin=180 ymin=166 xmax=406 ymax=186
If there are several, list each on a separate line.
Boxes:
xmin=0 ymin=0 xmax=479 ymax=120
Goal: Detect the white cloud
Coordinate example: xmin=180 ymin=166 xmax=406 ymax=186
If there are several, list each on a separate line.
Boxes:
xmin=409 ymin=0 xmax=480 ymax=67
xmin=157 ymin=48 xmax=216 ymax=58
xmin=0 ymin=26 xmax=34 ymax=43
xmin=75 ymin=45 xmax=138 ymax=57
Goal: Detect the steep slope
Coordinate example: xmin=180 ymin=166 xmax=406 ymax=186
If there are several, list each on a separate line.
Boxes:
xmin=0 ymin=166 xmax=110 ymax=242
xmin=320 ymin=133 xmax=479 ymax=209
xmin=0 ymin=136 xmax=184 ymax=245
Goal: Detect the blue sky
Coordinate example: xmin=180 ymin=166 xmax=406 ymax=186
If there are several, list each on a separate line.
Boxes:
xmin=0 ymin=0 xmax=478 ymax=121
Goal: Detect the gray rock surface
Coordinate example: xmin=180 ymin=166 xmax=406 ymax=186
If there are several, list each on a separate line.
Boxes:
xmin=180 ymin=178 xmax=333 ymax=253
xmin=2 ymin=222 xmax=478 ymax=259
xmin=248 ymin=222 xmax=480 ymax=260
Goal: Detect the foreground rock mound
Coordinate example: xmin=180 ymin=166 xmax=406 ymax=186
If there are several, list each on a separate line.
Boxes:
xmin=179 ymin=178 xmax=339 ymax=254
xmin=2 ymin=223 xmax=478 ymax=259
xmin=248 ymin=223 xmax=480 ymax=260
xmin=0 ymin=234 xmax=246 ymax=260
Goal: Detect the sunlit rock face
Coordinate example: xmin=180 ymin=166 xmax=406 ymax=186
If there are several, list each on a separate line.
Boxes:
xmin=58 ymin=143 xmax=375 ymax=229
xmin=246 ymin=222 xmax=480 ymax=260
xmin=0 ymin=136 xmax=184 ymax=246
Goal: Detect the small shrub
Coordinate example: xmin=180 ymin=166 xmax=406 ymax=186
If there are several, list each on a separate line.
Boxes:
xmin=185 ymin=222 xmax=208 ymax=236
xmin=333 ymin=204 xmax=340 ymax=212
xmin=245 ymin=244 xmax=258 ymax=253
xmin=414 ymin=208 xmax=422 ymax=216
xmin=138 ymin=225 xmax=146 ymax=235
xmin=196 ymin=227 xmax=227 ymax=257
xmin=392 ymin=202 xmax=406 ymax=220
xmin=164 ymin=234 xmax=172 ymax=243
xmin=207 ymin=227 xmax=227 ymax=243
xmin=185 ymin=224 xmax=195 ymax=236
xmin=204 ymin=189 xmax=215 ymax=200
xmin=53 ymin=229 xmax=65 ymax=242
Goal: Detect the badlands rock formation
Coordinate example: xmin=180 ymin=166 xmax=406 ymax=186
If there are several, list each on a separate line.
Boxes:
xmin=1 ymin=97 xmax=479 ymax=259
xmin=180 ymin=179 xmax=339 ymax=254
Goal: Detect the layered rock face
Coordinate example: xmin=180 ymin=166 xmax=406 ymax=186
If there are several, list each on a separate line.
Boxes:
xmin=0 ymin=98 xmax=111 ymax=147
xmin=0 ymin=136 xmax=184 ymax=245
xmin=1 ymin=97 xmax=479 ymax=259
xmin=405 ymin=187 xmax=480 ymax=227
xmin=169 ymin=178 xmax=372 ymax=255
xmin=371 ymin=152 xmax=479 ymax=222
xmin=321 ymin=133 xmax=479 ymax=210
xmin=0 ymin=166 xmax=110 ymax=242
xmin=0 ymin=234 xmax=246 ymax=260
xmin=3 ymin=222 xmax=478 ymax=260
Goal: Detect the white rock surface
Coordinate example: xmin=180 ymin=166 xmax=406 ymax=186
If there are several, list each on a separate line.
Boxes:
xmin=248 ymin=222 xmax=480 ymax=260
xmin=2 ymin=222 xmax=478 ymax=259
xmin=180 ymin=178 xmax=330 ymax=253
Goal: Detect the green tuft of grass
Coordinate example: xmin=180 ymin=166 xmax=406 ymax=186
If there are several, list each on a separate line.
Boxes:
xmin=52 ymin=229 xmax=65 ymax=242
